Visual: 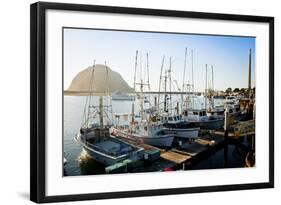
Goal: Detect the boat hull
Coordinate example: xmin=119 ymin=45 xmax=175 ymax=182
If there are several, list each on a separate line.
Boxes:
xmin=139 ymin=135 xmax=174 ymax=147
xmin=82 ymin=146 xmax=125 ymax=166
xmin=75 ymin=132 xmax=144 ymax=166
xmin=164 ymin=128 xmax=200 ymax=138
xmin=111 ymin=128 xmax=174 ymax=147
xmin=190 ymin=119 xmax=224 ymax=130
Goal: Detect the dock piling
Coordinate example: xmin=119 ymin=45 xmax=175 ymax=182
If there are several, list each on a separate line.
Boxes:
xmin=223 ymin=107 xmax=229 ymax=167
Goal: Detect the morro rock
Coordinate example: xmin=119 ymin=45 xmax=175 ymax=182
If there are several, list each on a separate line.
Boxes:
xmin=64 ymin=64 xmax=134 ymax=95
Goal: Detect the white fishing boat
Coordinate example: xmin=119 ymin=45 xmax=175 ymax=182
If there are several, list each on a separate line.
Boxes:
xmin=181 ymin=63 xmax=224 ymax=130
xmin=111 ymin=123 xmax=174 ymax=147
xmin=111 ymin=51 xmax=174 ymax=147
xmin=155 ymin=114 xmax=200 ymax=138
xmin=153 ymin=51 xmax=200 ymax=139
xmin=206 ymin=96 xmax=241 ymax=120
xmin=224 ymin=96 xmax=240 ymax=117
xmin=206 ymin=105 xmax=225 ymax=117
xmin=74 ymin=64 xmax=144 ymax=166
xmin=75 ymin=125 xmax=144 ymax=166
xmin=183 ymin=109 xmax=224 ymax=130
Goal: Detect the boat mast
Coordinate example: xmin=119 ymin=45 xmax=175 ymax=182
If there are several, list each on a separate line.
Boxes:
xmin=191 ymin=49 xmax=194 ymax=109
xmin=212 ymin=65 xmax=214 ymax=92
xmin=131 ymin=103 xmax=135 ymax=124
xmin=164 ymin=69 xmax=168 ymax=112
xmin=87 ymin=61 xmax=96 ymax=126
xmin=158 ymin=56 xmax=165 ymax=110
xmin=99 ymin=96 xmax=104 ymax=127
xmin=146 ymin=52 xmax=151 ymax=91
xmin=205 ymin=64 xmax=208 ymax=111
xmin=105 ymin=64 xmax=113 ymax=126
xmin=211 ymin=65 xmax=214 ymax=109
xmin=169 ymin=57 xmax=172 ymax=114
xmin=139 ymin=53 xmax=144 ymax=121
xmin=133 ymin=50 xmax=138 ymax=91
xmin=181 ymin=47 xmax=187 ymax=113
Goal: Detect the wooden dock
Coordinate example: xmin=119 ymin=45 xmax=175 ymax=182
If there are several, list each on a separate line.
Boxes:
xmin=160 ymin=151 xmax=191 ymax=164
xmin=113 ymin=129 xmax=240 ymax=170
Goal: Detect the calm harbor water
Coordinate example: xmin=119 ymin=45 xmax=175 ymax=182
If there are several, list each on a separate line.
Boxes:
xmin=63 ymin=95 xmax=249 ymax=176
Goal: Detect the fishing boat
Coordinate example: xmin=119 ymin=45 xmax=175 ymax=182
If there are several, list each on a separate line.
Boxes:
xmin=205 ymin=96 xmax=241 ymax=119
xmin=74 ymin=64 xmax=144 ymax=166
xmin=181 ymin=63 xmax=224 ymax=130
xmin=225 ymin=96 xmax=240 ymax=117
xmin=206 ymin=106 xmax=225 ymax=117
xmin=75 ymin=125 xmax=144 ymax=166
xmin=111 ymin=123 xmax=175 ymax=147
xmin=111 ymin=51 xmax=174 ymax=147
xmin=183 ymin=109 xmax=224 ymax=130
xmin=155 ymin=114 xmax=200 ymax=138
xmin=152 ymin=50 xmax=200 ymax=138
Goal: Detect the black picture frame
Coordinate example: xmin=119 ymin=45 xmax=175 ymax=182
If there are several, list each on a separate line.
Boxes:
xmin=30 ymin=1 xmax=274 ymax=203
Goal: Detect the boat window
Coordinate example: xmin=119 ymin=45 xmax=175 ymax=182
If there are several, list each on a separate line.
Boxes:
xmin=168 ymin=117 xmax=173 ymax=121
xmin=194 ymin=112 xmax=198 ymax=115
xmin=174 ymin=117 xmax=177 ymax=121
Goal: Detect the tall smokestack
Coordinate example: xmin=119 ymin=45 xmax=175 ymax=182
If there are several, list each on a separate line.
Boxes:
xmin=248 ymin=48 xmax=252 ymax=90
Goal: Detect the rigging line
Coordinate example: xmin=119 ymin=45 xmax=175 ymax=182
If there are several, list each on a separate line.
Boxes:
xmin=105 ymin=64 xmax=113 ymax=125
xmin=182 ymin=47 xmax=187 ymax=112
xmin=81 ymin=62 xmax=95 ymax=127
xmin=158 ymin=56 xmax=165 ymax=110
xmin=87 ymin=63 xmax=96 ymax=125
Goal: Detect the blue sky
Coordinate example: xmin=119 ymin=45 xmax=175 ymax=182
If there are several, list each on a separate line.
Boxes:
xmin=63 ymin=28 xmax=255 ymax=92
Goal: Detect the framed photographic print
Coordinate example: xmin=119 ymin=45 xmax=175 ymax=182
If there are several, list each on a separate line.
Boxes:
xmin=30 ymin=1 xmax=274 ymax=203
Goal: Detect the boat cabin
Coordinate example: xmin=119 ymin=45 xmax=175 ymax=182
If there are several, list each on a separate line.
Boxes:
xmin=158 ymin=114 xmax=184 ymax=124
xmin=184 ymin=110 xmax=209 ymax=121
